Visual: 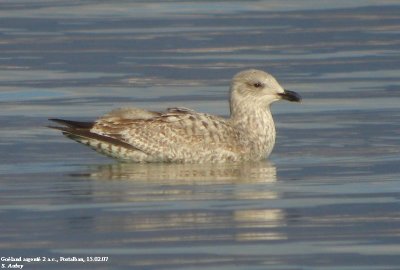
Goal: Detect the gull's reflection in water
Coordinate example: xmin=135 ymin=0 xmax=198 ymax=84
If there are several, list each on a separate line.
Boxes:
xmin=88 ymin=161 xmax=277 ymax=185
xmin=77 ymin=161 xmax=287 ymax=256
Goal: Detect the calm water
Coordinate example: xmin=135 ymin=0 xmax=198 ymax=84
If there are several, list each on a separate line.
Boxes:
xmin=1 ymin=1 xmax=400 ymax=269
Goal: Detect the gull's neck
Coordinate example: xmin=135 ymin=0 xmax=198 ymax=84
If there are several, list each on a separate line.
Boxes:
xmin=229 ymin=98 xmax=276 ymax=159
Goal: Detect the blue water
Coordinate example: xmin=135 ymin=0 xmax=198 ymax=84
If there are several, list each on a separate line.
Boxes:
xmin=1 ymin=1 xmax=400 ymax=269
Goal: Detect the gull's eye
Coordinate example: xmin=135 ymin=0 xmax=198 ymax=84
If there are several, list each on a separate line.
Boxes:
xmin=253 ymin=82 xmax=263 ymax=88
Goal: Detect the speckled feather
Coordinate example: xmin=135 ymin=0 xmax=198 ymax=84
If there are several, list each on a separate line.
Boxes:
xmin=91 ymin=107 xmax=244 ymax=162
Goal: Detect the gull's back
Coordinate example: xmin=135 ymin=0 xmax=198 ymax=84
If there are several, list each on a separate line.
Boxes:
xmin=51 ymin=107 xmax=242 ymax=163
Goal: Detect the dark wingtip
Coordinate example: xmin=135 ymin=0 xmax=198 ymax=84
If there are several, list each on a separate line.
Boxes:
xmin=48 ymin=118 xmax=94 ymax=129
xmin=48 ymin=118 xmax=63 ymax=125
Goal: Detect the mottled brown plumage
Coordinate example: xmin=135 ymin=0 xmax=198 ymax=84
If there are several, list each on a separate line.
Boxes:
xmin=49 ymin=69 xmax=301 ymax=163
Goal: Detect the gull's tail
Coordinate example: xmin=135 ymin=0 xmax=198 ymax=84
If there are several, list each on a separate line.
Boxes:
xmin=48 ymin=118 xmax=137 ymax=159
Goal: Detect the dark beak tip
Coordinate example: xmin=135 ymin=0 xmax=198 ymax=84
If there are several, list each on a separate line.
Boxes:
xmin=280 ymin=90 xmax=302 ymax=103
xmin=294 ymin=95 xmax=302 ymax=103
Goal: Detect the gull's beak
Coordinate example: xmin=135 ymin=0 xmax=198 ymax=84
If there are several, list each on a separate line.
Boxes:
xmin=278 ymin=89 xmax=302 ymax=102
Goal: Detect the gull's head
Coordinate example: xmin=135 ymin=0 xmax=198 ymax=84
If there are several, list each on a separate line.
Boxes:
xmin=230 ymin=69 xmax=301 ymax=108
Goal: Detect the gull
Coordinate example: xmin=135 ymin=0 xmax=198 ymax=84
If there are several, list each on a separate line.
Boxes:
xmin=49 ymin=69 xmax=301 ymax=163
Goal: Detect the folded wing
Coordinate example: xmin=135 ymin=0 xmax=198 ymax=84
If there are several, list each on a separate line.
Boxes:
xmin=91 ymin=107 xmax=241 ymax=162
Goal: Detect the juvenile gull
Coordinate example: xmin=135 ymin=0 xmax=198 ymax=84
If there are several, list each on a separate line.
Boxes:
xmin=49 ymin=69 xmax=301 ymax=163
